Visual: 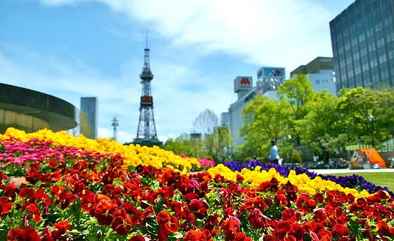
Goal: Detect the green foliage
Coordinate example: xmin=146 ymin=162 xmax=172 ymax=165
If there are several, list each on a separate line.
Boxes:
xmin=289 ymin=149 xmax=302 ymax=164
xmin=337 ymin=88 xmax=394 ymax=146
xmin=238 ymin=74 xmax=394 ymax=163
xmin=240 ymin=96 xmax=292 ymax=160
xmin=163 ymin=127 xmax=232 ymax=161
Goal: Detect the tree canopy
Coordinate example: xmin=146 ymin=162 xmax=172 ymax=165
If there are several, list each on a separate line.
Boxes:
xmin=239 ymin=75 xmax=394 ymax=162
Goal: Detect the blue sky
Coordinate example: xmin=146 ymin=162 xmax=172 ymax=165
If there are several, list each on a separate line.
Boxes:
xmin=0 ymin=0 xmax=353 ymax=142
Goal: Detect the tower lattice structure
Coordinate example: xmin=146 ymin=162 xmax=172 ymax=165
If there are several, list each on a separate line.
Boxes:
xmin=134 ymin=44 xmax=161 ymax=146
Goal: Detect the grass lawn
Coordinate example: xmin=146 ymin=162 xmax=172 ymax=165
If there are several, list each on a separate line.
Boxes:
xmin=334 ymin=172 xmax=394 ymax=192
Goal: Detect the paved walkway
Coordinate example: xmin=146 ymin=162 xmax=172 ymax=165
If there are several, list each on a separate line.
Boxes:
xmin=311 ymin=168 xmax=394 ymax=175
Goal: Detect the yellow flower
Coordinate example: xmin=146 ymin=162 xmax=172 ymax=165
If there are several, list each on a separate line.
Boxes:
xmin=1 ymin=128 xmax=373 ymax=198
xmin=1 ymin=128 xmax=200 ymax=172
xmin=207 ymin=163 xmax=371 ymax=197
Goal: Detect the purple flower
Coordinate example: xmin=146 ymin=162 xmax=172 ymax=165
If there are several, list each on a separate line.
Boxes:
xmin=223 ymin=160 xmax=393 ymax=197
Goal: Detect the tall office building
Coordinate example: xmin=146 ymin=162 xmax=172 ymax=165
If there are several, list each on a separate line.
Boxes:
xmin=80 ymin=97 xmax=97 ymax=139
xmin=291 ymin=57 xmax=337 ymax=95
xmin=330 ymin=0 xmax=394 ymax=91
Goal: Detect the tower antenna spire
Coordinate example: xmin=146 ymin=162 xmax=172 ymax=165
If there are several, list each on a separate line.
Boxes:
xmin=145 ymin=30 xmax=149 ymax=49
xmin=143 ymin=30 xmax=151 ymax=70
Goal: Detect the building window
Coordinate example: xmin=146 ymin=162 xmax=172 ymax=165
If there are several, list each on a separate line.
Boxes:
xmin=370 ymin=58 xmax=378 ymax=68
xmin=368 ymin=43 xmax=376 ymax=52
xmin=379 ymin=54 xmax=387 ymax=64
xmin=360 ymin=48 xmax=368 ymax=57
xmin=358 ymin=33 xmax=366 ymax=42
xmin=377 ymin=38 xmax=385 ymax=48
xmin=355 ymin=65 xmax=361 ymax=75
xmin=381 ymin=69 xmax=389 ymax=81
xmin=389 ymin=50 xmax=394 ymax=60
xmin=372 ymin=74 xmax=379 ymax=84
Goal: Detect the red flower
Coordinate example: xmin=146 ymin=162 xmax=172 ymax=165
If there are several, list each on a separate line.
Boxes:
xmin=156 ymin=210 xmax=171 ymax=225
xmin=313 ymin=209 xmax=327 ymax=223
xmin=129 ymin=235 xmax=145 ymax=241
xmin=184 ymin=192 xmax=199 ymax=201
xmin=157 ymin=210 xmax=178 ymax=241
xmin=336 ymin=214 xmax=348 ymax=224
xmin=306 ymin=199 xmax=316 ymax=209
xmin=333 ymin=223 xmax=348 ymax=236
xmin=95 ymin=194 xmax=115 ymax=214
xmin=276 ymin=190 xmax=288 ymax=206
xmin=233 ymin=231 xmax=252 ymax=241
xmin=184 ymin=229 xmax=211 ymax=241
xmin=248 ymin=208 xmax=268 ymax=228
xmin=4 ymin=182 xmax=17 ymax=197
xmin=275 ymin=221 xmax=291 ymax=238
xmin=282 ymin=208 xmax=297 ymax=222
xmin=163 ymin=217 xmax=178 ymax=233
xmin=42 ymin=227 xmax=53 ymax=241
xmin=54 ymin=220 xmax=71 ymax=232
xmin=189 ymin=199 xmax=208 ymax=218
xmin=205 ymin=215 xmax=219 ymax=230
xmin=236 ymin=174 xmax=244 ymax=183
xmin=25 ymin=203 xmax=41 ymax=223
xmin=214 ymin=174 xmax=224 ymax=182
xmin=0 ymin=197 xmax=12 ymax=216
xmin=223 ymin=216 xmax=241 ymax=238
xmin=51 ymin=220 xmax=72 ymax=239
xmin=19 ymin=187 xmax=34 ymax=198
xmin=7 ymin=227 xmax=41 ymax=241
xmin=377 ymin=220 xmax=394 ymax=237
xmin=317 ymin=229 xmax=332 ymax=241
xmin=283 ymin=235 xmax=296 ymax=241
xmin=225 ymin=207 xmax=234 ymax=216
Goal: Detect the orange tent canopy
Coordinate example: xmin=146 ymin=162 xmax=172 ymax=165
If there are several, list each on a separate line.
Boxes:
xmin=359 ymin=148 xmax=386 ymax=168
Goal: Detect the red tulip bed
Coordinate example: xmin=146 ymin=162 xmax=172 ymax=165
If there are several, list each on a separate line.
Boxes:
xmin=0 ymin=133 xmax=394 ymax=241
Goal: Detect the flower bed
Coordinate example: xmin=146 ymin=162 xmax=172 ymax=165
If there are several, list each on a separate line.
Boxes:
xmin=223 ymin=160 xmax=394 ymax=196
xmin=0 ymin=129 xmax=393 ymax=240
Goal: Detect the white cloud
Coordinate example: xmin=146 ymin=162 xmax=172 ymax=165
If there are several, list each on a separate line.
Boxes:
xmin=40 ymin=0 xmax=341 ymax=71
xmin=0 ymin=48 xmax=140 ymax=142
xmin=0 ymin=46 xmax=230 ymax=143
xmin=97 ymin=127 xmax=112 ymax=138
xmin=17 ymin=0 xmax=352 ymax=142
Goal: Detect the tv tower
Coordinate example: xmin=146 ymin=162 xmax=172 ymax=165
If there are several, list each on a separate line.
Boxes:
xmin=133 ymin=36 xmax=161 ymax=146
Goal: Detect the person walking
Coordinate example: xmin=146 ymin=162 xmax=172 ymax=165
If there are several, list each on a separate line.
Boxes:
xmin=269 ymin=140 xmax=280 ymax=164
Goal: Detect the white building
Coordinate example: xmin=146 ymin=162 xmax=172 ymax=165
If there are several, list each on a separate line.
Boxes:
xmin=290 ymin=57 xmax=336 ymax=95
xmin=222 ymin=68 xmax=285 ymax=147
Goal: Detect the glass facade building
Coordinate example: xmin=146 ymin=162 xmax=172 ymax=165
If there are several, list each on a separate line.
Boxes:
xmin=80 ymin=97 xmax=97 ymax=139
xmin=330 ymin=0 xmax=394 ymax=91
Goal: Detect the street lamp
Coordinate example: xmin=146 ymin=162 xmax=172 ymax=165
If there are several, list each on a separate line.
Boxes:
xmin=112 ymin=117 xmax=119 ymax=141
xmin=368 ymin=114 xmax=375 ymax=147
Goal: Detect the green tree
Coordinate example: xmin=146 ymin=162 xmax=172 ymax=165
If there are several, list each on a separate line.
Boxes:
xmin=205 ymin=127 xmax=232 ymax=162
xmin=278 ymin=74 xmax=314 ymax=145
xmin=240 ymin=96 xmax=292 ymax=160
xmin=163 ymin=134 xmax=205 ymax=157
xmin=299 ymin=91 xmax=346 ymax=162
xmin=337 ymin=88 xmax=394 ymax=147
xmin=163 ymin=128 xmax=232 ymax=161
